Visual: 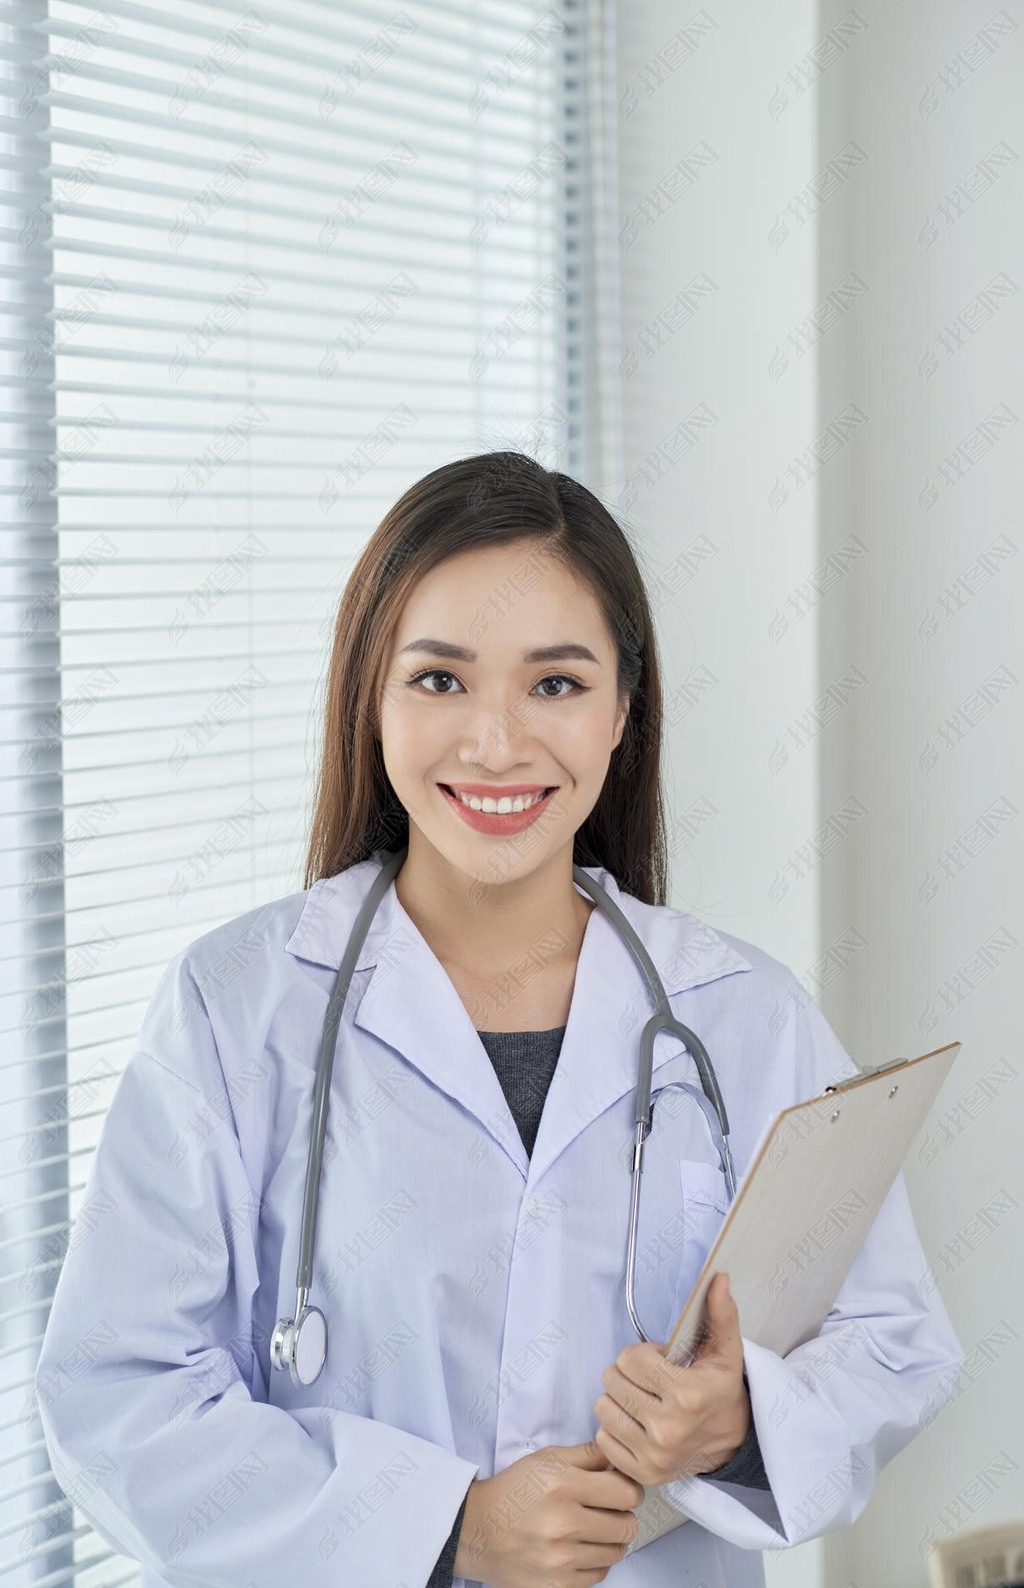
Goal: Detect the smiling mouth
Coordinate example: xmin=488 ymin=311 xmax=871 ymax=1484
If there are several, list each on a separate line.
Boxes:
xmin=439 ymin=784 xmax=557 ymax=812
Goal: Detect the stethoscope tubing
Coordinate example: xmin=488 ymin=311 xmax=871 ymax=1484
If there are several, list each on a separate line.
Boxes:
xmin=271 ymin=846 xmax=735 ymax=1385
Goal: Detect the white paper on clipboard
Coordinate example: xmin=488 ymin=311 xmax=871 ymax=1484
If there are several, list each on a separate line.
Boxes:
xmin=627 ymin=1039 xmax=962 ymax=1552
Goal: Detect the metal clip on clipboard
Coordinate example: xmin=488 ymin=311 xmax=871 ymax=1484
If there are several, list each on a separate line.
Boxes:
xmin=824 ymin=1055 xmax=909 ymax=1094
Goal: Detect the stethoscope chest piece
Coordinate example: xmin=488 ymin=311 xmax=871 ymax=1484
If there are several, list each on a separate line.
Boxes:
xmin=271 ymin=845 xmax=736 ymax=1376
xmin=270 ymin=1303 xmax=327 ymax=1387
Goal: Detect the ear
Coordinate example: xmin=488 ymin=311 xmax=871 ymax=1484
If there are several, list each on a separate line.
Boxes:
xmin=612 ymin=694 xmax=631 ymax=751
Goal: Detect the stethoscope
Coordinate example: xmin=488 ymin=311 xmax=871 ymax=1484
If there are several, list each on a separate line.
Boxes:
xmin=271 ymin=846 xmax=737 ymax=1387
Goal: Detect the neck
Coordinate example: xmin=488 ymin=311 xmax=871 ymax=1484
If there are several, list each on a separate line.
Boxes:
xmin=394 ymin=836 xmax=594 ymax=982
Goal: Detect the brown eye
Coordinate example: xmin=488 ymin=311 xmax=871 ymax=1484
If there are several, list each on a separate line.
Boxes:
xmin=408 ymin=670 xmax=463 ymax=694
xmin=536 ymin=675 xmax=585 ymax=699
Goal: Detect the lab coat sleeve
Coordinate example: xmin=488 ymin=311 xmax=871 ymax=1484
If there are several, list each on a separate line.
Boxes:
xmin=33 ymin=955 xmax=480 ymax=1588
xmin=653 ymin=993 xmax=966 ymax=1550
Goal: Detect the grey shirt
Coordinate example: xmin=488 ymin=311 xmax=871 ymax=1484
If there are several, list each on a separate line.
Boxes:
xmin=427 ymin=1025 xmax=770 ymax=1586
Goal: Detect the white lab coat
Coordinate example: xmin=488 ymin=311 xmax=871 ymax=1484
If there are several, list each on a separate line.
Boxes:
xmin=35 ymin=853 xmax=964 ymax=1588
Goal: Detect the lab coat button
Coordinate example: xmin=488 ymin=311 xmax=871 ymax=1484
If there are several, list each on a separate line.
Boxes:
xmin=516 ymin=1441 xmax=536 ymax=1459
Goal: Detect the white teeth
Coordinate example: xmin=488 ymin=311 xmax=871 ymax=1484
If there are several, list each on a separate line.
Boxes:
xmin=450 ymin=788 xmax=549 ymax=814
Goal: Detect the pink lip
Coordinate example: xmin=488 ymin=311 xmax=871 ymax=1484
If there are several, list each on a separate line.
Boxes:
xmin=445 ymin=782 xmax=555 ymax=797
xmin=439 ymin=783 xmax=558 ymax=835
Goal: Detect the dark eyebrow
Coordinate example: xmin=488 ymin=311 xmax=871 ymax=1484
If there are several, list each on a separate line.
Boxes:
xmin=397 ymin=639 xmax=601 ymax=666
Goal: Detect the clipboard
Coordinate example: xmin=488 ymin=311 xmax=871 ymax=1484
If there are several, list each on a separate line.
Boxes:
xmin=628 ymin=1039 xmax=962 ymax=1550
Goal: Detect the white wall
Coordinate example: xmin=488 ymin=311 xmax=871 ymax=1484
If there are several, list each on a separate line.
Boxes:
xmin=614 ymin=3 xmax=1022 ymax=1585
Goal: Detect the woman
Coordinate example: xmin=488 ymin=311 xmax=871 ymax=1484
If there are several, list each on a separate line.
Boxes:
xmin=36 ymin=452 xmax=964 ymax=1588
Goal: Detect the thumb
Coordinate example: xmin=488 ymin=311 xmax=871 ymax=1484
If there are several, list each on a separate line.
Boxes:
xmin=695 ymin=1272 xmax=739 ymax=1358
xmin=566 ymin=1438 xmax=612 ymax=1470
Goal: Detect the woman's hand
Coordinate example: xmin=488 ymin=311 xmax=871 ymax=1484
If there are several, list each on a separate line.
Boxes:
xmin=454 ymin=1438 xmax=644 ymax=1588
xmin=592 ymin=1272 xmax=751 ymax=1486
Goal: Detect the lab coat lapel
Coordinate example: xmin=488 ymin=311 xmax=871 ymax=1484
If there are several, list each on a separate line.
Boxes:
xmin=283 ymin=855 xmax=753 ymax=1187
xmin=286 ymin=858 xmax=532 ymax=1178
xmin=526 ymin=884 xmax=753 ymax=1184
xmin=353 ymin=888 xmax=533 ymax=1177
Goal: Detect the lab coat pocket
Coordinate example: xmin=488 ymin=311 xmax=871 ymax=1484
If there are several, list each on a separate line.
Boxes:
xmin=667 ymin=1158 xmax=730 ymax=1336
xmin=679 ymin=1157 xmax=729 ymax=1216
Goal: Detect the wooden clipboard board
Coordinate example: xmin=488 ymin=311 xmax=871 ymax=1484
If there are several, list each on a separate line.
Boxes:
xmin=628 ymin=1039 xmax=962 ymax=1550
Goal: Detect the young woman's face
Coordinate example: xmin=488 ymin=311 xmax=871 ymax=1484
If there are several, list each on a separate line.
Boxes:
xmin=378 ymin=539 xmax=630 ymax=882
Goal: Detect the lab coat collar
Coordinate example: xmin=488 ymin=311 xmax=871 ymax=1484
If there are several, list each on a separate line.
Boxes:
xmin=284 ymin=852 xmax=753 ymax=1184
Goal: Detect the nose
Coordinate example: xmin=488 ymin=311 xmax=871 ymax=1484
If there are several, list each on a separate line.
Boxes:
xmin=459 ymin=687 xmax=540 ymax=767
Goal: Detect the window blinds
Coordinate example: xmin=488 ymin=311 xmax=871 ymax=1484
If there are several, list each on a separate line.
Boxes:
xmin=2 ymin=2 xmax=619 ymax=1580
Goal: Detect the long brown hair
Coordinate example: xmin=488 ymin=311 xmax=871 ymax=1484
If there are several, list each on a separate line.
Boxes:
xmin=303 ymin=451 xmax=669 ymax=906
